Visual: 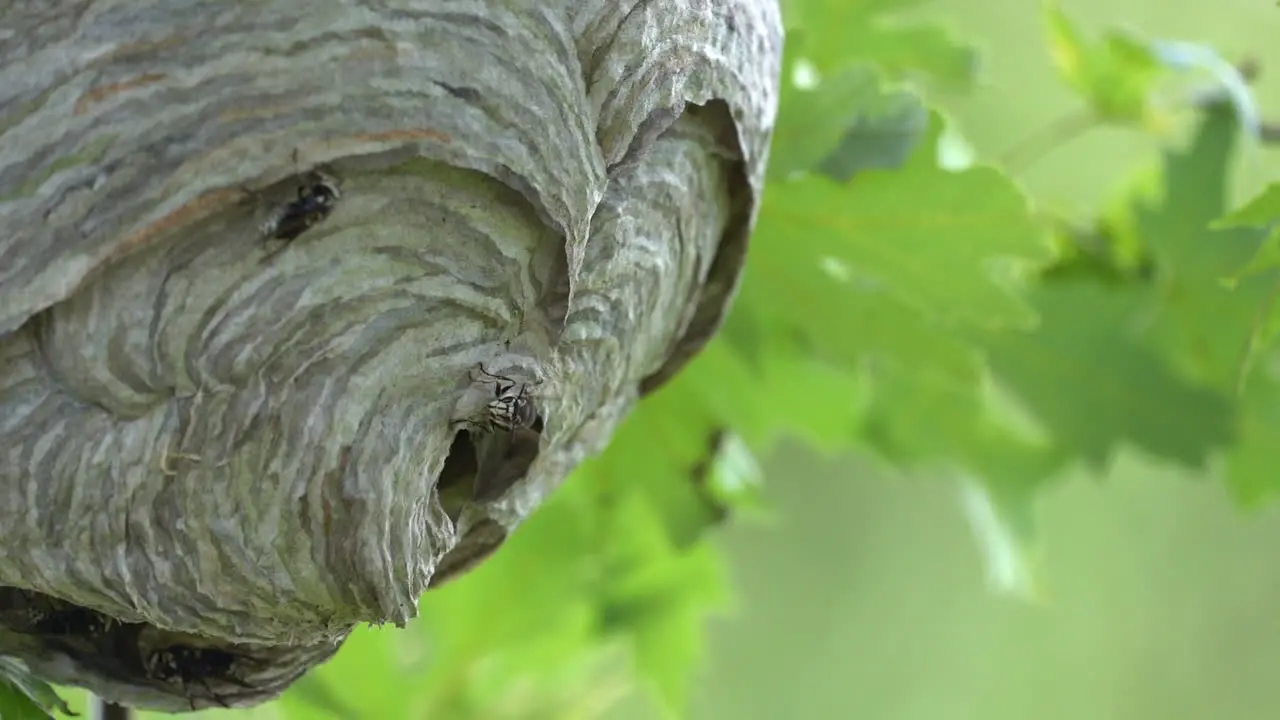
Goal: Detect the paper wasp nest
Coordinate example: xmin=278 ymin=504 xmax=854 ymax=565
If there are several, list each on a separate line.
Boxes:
xmin=0 ymin=0 xmax=780 ymax=710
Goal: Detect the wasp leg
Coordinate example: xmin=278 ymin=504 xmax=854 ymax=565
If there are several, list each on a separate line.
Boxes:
xmin=450 ymin=416 xmax=488 ymax=433
xmin=473 ymin=365 xmax=517 ymax=397
xmin=472 ymin=363 xmax=505 ymax=383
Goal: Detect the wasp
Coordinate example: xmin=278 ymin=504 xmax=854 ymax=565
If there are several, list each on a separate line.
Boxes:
xmin=260 ymin=170 xmax=341 ymax=242
xmin=0 ymin=588 xmax=116 ymax=638
xmin=465 ymin=364 xmax=541 ymax=433
xmin=145 ymin=645 xmax=254 ymax=710
xmin=448 ymin=364 xmax=544 ymax=502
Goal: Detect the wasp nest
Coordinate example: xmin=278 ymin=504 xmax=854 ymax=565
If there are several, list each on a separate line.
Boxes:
xmin=0 ymin=0 xmax=780 ymax=710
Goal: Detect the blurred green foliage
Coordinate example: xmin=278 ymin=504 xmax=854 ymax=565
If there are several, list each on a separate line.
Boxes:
xmin=10 ymin=1 xmax=1278 ymax=719
xmin=1044 ymin=3 xmax=1164 ymax=127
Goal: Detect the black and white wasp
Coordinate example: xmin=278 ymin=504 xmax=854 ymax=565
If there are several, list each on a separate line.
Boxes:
xmin=450 ymin=363 xmax=545 ymax=502
xmin=260 ymin=170 xmax=341 ymax=242
xmin=468 ymin=364 xmax=541 ymax=433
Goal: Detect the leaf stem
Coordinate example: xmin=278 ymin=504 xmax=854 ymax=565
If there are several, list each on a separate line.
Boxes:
xmin=997 ymin=108 xmax=1099 ymax=173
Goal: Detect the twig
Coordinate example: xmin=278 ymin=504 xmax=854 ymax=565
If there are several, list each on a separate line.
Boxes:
xmin=999 ymin=56 xmax=1280 ymax=171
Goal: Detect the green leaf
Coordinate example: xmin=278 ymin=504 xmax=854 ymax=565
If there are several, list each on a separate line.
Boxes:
xmin=1043 ymin=3 xmax=1167 ymax=127
xmin=783 ymin=0 xmax=978 ymax=88
xmin=680 ymin=338 xmax=870 ymax=456
xmin=303 ymin=624 xmax=424 ymax=719
xmin=700 ymin=432 xmax=767 ymax=519
xmin=1039 ymin=218 xmax=1154 ymax=286
xmin=0 ymin=683 xmax=52 ymax=720
xmin=748 ymin=111 xmax=1050 ymax=334
xmin=980 ymin=279 xmax=1235 ymax=469
xmin=743 ymin=109 xmax=1053 ymax=389
xmin=859 ymin=365 xmax=1063 ymax=603
xmin=770 ymin=57 xmax=874 ymax=181
xmin=1224 ymin=229 xmax=1280 ymax=282
xmin=1223 ymin=372 xmax=1280 ymax=506
xmin=587 ymin=382 xmax=724 ymax=549
xmin=395 ymin=486 xmax=621 ymax=718
xmin=770 ymin=60 xmax=927 ymax=181
xmin=1218 ymin=184 xmax=1280 ymax=228
xmin=0 ymin=660 xmax=67 ymax=720
xmin=816 ymin=87 xmax=929 ymax=182
xmin=1159 ymin=152 xmax=1280 ymax=505
xmin=861 ymin=363 xmax=989 ymax=462
xmin=597 ymin=494 xmax=729 ymax=717
xmin=735 ymin=272 xmax=981 ymax=385
xmin=281 ymin=672 xmax=357 ymax=720
xmin=1132 ymin=106 xmax=1273 ymax=391
xmin=1216 ymin=184 xmax=1280 ymax=282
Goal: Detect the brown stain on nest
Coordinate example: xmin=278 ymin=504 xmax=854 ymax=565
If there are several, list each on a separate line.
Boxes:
xmin=302 ymin=445 xmax=348 ymax=540
xmin=103 ymin=34 xmax=190 ymax=64
xmin=345 ymin=42 xmax=397 ymax=63
xmin=106 ymin=186 xmax=247 ymax=264
xmin=217 ymin=98 xmax=310 ymax=124
xmin=75 ymin=73 xmax=168 ymax=115
xmin=97 ymin=126 xmax=452 ymax=270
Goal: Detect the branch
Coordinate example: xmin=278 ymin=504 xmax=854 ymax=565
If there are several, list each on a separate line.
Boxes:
xmin=96 ymin=698 xmax=130 ymax=720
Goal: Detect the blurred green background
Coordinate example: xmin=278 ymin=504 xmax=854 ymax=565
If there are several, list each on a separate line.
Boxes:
xmin=615 ymin=1 xmax=1280 ymax=719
